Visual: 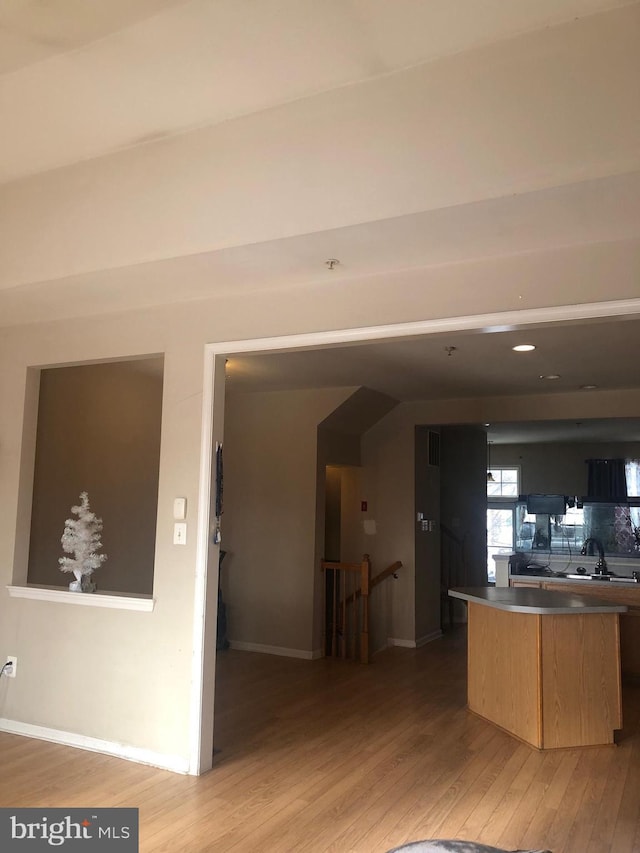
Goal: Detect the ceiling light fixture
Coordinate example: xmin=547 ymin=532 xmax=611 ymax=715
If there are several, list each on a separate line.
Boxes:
xmin=512 ymin=344 xmax=536 ymax=352
xmin=579 ymin=384 xmax=598 ymax=390
xmin=539 ymin=374 xmax=561 ymax=380
xmin=444 ymin=346 xmax=457 ymax=357
xmin=325 ymin=258 xmax=340 ymax=270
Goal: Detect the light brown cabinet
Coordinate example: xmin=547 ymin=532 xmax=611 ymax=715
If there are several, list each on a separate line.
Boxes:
xmin=459 ymin=590 xmax=623 ymax=749
xmin=541 ymin=581 xmax=640 ymax=678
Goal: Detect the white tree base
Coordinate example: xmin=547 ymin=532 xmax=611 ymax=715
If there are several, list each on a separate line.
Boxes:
xmin=68 ymin=569 xmax=96 ymax=593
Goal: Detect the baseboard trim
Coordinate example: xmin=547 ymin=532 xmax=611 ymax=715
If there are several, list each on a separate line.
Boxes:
xmin=416 ymin=630 xmax=443 ymax=648
xmin=388 ymin=630 xmax=443 ymax=649
xmin=228 ymin=640 xmax=319 ymax=660
xmin=0 ymin=718 xmax=189 ymax=774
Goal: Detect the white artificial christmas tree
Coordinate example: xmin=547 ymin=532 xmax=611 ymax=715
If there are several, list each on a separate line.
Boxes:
xmin=59 ymin=492 xmax=107 ymax=592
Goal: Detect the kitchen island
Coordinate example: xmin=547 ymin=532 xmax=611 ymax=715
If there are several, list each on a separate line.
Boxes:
xmin=449 ymin=586 xmax=627 ymax=749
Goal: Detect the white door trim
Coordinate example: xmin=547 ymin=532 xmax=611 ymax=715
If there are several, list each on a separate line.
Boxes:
xmin=188 ymin=296 xmax=640 ymax=774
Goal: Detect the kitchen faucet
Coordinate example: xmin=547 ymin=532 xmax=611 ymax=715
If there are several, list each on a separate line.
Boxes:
xmin=580 ymin=537 xmax=608 ymax=574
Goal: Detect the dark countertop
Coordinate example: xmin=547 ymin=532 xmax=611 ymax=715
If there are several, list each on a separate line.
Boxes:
xmin=449 ymin=585 xmax=628 ymax=615
xmin=510 ymin=571 xmax=639 ymax=587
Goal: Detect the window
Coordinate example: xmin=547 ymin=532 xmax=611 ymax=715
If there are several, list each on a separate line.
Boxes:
xmin=487 ymin=467 xmax=519 ymax=498
xmin=626 ymin=459 xmax=640 ymax=497
xmin=486 ymin=468 xmax=520 ymax=581
xmin=487 ymin=508 xmax=514 ymax=581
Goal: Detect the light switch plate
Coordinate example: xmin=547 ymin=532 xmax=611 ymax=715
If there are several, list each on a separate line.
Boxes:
xmin=173 ymin=497 xmax=187 ymax=520
xmin=173 ymin=522 xmax=187 ymax=545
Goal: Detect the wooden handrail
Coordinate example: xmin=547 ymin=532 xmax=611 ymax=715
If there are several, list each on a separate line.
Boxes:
xmin=321 ymin=556 xmax=402 ymax=663
xmin=371 ymin=560 xmax=403 ymax=590
xmin=320 ymin=559 xmax=366 ymax=573
xmin=340 ymin=560 xmax=403 ymax=607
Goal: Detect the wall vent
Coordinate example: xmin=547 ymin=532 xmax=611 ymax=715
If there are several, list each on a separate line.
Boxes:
xmin=427 ymin=430 xmax=440 ymax=467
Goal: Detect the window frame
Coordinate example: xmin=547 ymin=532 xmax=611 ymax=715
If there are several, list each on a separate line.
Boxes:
xmin=487 ymin=465 xmax=521 ymax=500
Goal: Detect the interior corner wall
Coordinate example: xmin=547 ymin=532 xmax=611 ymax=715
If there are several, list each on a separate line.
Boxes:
xmin=220 ymin=386 xmax=355 ymax=655
xmin=360 ymin=406 xmax=418 ymax=644
xmin=27 ymin=361 xmax=163 ymax=595
xmin=339 ymin=466 xmax=363 ymax=565
xmin=414 ymin=426 xmax=441 ymax=642
xmin=324 ymin=466 xmax=342 ymax=563
xmin=440 ymin=425 xmax=488 ymax=586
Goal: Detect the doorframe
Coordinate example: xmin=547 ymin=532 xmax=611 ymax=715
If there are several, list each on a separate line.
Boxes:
xmin=188 ymin=296 xmax=640 ymax=774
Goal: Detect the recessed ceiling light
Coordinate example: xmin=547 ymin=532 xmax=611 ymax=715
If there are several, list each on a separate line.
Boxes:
xmin=539 ymin=374 xmax=561 ymax=380
xmin=580 ymin=384 xmax=598 ymax=390
xmin=512 ymin=344 xmax=536 ymax=352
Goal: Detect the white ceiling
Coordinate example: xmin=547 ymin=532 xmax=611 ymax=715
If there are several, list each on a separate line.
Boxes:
xmin=224 ymin=315 xmax=640 ymax=443
xmin=3 ymin=170 xmax=639 ymax=326
xmin=1 ymin=0 xmax=639 ymax=439
xmin=225 ymin=315 xmax=640 ymax=402
xmin=0 ymin=0 xmax=630 ymax=183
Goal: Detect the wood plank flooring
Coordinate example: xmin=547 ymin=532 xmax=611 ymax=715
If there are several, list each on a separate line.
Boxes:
xmin=1 ymin=628 xmax=639 ymax=852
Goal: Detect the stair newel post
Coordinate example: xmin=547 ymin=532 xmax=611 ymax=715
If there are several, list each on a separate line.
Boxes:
xmin=332 ymin=568 xmax=338 ymax=658
xmin=352 ymin=568 xmax=358 ymax=658
xmin=360 ymin=554 xmax=371 ymax=664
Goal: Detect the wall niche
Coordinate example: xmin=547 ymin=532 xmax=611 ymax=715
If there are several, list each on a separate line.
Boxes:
xmin=27 ymin=357 xmax=164 ymax=596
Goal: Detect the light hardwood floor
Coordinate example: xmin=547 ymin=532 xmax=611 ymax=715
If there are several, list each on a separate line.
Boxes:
xmin=1 ymin=628 xmax=639 ymax=852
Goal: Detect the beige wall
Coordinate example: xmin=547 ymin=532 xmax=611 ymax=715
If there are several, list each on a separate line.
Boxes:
xmin=360 ymin=408 xmax=417 ymax=644
xmin=0 ymin=314 xmax=205 ymax=765
xmin=0 ymin=302 xmax=640 ymax=758
xmin=220 ymin=387 xmax=354 ymax=654
xmin=358 ymin=397 xmax=640 ymax=645
xmin=2 ymin=303 xmax=639 ymax=768
xmin=27 ymin=360 xmax=163 ymax=595
xmin=414 ymin=426 xmax=441 ymax=642
xmin=0 ymin=2 xmax=638 ymax=772
xmin=339 ymin=467 xmax=364 ymax=566
xmin=491 ymin=440 xmax=640 ymax=496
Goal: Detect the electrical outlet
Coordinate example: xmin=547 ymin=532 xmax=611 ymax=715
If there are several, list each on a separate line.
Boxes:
xmin=4 ymin=656 xmax=17 ymax=678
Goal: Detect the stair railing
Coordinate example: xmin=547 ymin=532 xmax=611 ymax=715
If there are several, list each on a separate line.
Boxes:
xmin=320 ymin=554 xmax=403 ymax=663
